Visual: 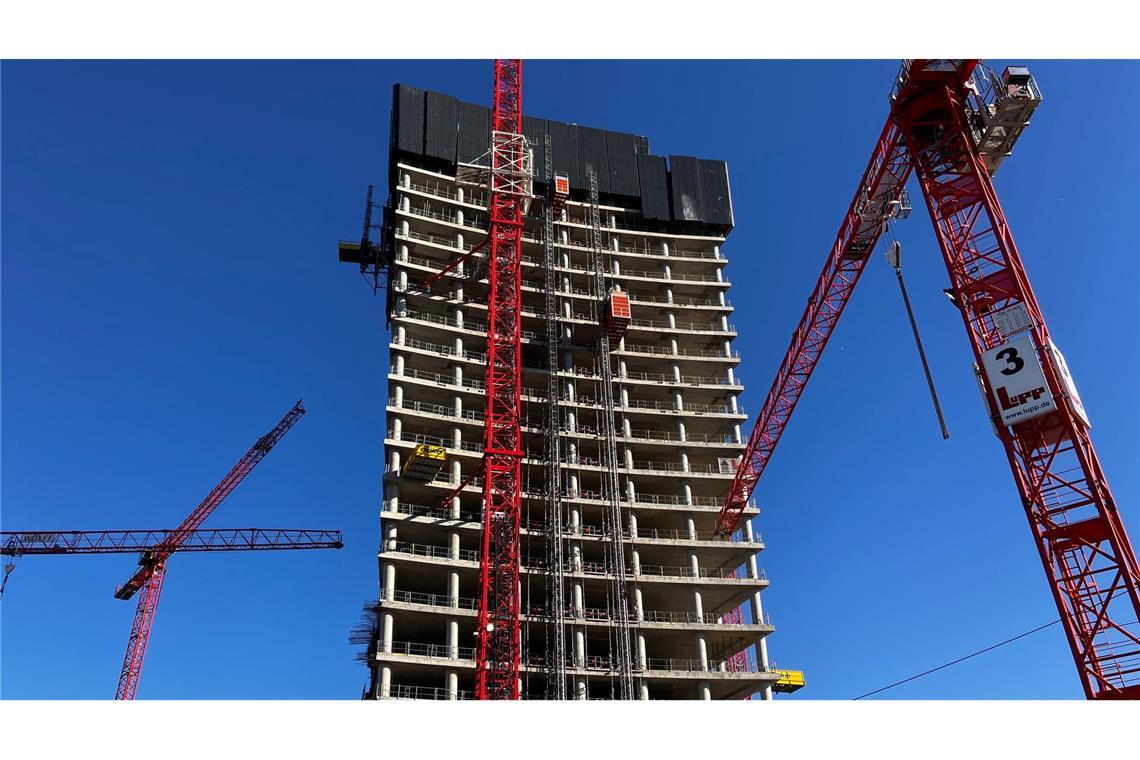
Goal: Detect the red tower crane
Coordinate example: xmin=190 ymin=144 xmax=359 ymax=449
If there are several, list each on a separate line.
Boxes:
xmin=465 ymin=59 xmax=530 ymax=701
xmin=109 ymin=399 xmax=310 ymax=700
xmin=717 ymin=60 xmax=1140 ymax=699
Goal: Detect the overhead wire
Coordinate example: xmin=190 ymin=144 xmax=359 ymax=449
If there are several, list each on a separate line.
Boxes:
xmin=851 ymin=617 xmax=1140 ymax=700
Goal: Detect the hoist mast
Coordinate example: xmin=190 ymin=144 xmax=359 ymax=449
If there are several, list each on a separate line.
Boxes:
xmin=718 ymin=59 xmax=1140 ymax=699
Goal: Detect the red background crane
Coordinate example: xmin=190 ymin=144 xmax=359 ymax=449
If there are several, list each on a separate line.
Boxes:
xmin=717 ymin=59 xmax=1140 ymax=700
xmin=92 ymin=399 xmax=312 ymax=699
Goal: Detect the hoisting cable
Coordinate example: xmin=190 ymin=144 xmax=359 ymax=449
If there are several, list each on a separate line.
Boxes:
xmin=851 ymin=616 xmax=1140 ymax=699
xmin=883 ymin=224 xmax=950 ymax=440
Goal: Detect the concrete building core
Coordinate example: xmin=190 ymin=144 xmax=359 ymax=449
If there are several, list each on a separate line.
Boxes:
xmin=353 ymin=84 xmax=779 ymax=700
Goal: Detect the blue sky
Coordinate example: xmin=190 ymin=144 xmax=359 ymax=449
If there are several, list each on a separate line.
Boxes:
xmin=2 ymin=60 xmax=1137 ymax=700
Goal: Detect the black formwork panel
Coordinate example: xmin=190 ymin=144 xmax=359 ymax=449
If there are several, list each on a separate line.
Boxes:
xmin=636 ymin=154 xmax=670 ymax=221
xmin=522 ymin=116 xmax=551 ymax=179
xmin=392 ymin=84 xmax=425 ymax=155
xmin=669 ymin=155 xmax=705 ymax=222
xmin=456 ymin=100 xmax=491 ymax=164
xmin=424 ymin=91 xmax=459 ymax=162
xmin=605 ymin=131 xmax=642 ymax=198
xmin=696 ymin=158 xmax=733 ymax=228
xmin=546 ymin=120 xmax=580 ymax=188
xmin=577 ymin=125 xmax=611 ymax=195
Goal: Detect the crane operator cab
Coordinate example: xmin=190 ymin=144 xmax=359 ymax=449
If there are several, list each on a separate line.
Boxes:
xmin=967 ymin=63 xmax=1043 ymax=175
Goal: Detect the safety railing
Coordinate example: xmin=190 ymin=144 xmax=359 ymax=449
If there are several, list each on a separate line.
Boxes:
xmin=398 ymin=337 xmax=487 ymax=363
xmin=388 ymin=541 xmax=478 ymax=562
xmin=384 ymin=501 xmax=480 ymax=523
xmin=380 ymin=588 xmax=479 ymax=610
xmin=385 ymin=640 xmax=476 ymax=661
xmin=386 ymin=398 xmax=484 ymax=423
xmin=384 ymin=683 xmax=474 ymax=700
xmin=624 ymin=344 xmax=739 ymax=360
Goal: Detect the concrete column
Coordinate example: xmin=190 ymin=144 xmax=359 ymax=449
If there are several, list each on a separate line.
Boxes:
xmin=620 ymin=387 xmax=629 ymax=408
xmin=447 ymin=618 xmax=459 ymax=658
xmin=574 ymin=629 xmax=586 ymax=667
xmin=691 ymin=588 xmax=704 ymax=618
xmin=676 ymin=420 xmax=687 ymax=442
xmin=396 ymin=324 xmax=406 ymax=346
xmin=456 ymin=187 xmax=464 ymax=202
xmin=678 ymin=448 xmax=690 ymax=473
xmin=688 ymin=549 xmax=700 ymax=579
xmin=389 ymin=449 xmax=401 ymax=476
xmin=750 ymin=591 xmax=774 ymax=700
xmin=697 ymin=682 xmax=712 ymax=700
xmin=379 ymin=666 xmax=392 ymax=699
xmin=666 ymin=310 xmax=676 ymax=329
xmin=622 ymin=417 xmax=632 ymax=438
xmin=567 ymin=410 xmax=577 ymax=434
xmin=633 ymin=585 xmax=644 ymax=621
xmin=397 ymin=268 xmax=408 ymax=291
xmin=569 ymin=507 xmax=581 ymax=534
xmin=456 ymin=232 xmax=464 ymax=250
xmin=571 ymin=543 xmax=583 ymax=572
xmin=390 ymin=416 xmax=402 ymax=440
xmin=399 ymin=194 xmax=410 ymax=212
xmin=385 ymin=523 xmax=398 ymax=551
xmin=625 ymin=479 xmax=637 ymax=503
xmin=734 ymin=424 xmax=743 ymax=444
xmin=662 ymin=263 xmax=672 ymax=280
xmin=575 ymin=677 xmax=587 ymax=700
xmin=449 ymin=531 xmax=461 ymax=561
xmin=713 ymin=244 xmax=721 ymax=260
xmin=568 ymin=473 xmax=579 ymax=498
xmin=681 ymin=480 xmax=693 ymax=506
xmin=684 ymin=512 xmax=697 ymax=541
xmin=619 ymin=360 xmax=628 ymax=379
xmin=392 ymin=384 xmax=404 ymax=408
xmin=572 ymin=580 xmax=584 ymax=616
xmin=673 ymin=390 xmax=683 ymax=411
xmin=729 ymin=393 xmax=739 ymax=414
xmin=696 ymin=634 xmax=709 ymax=671
xmin=394 ymin=353 xmax=405 ymax=375
xmin=401 ymin=171 xmax=411 ymax=188
xmin=446 ymin=670 xmax=459 ymax=700
xmin=448 ymin=570 xmax=460 ymax=606
xmin=611 ymin=257 xmax=620 ymax=273
xmin=381 ymin=611 xmax=394 ymax=653
xmin=383 ymin=562 xmax=396 ymax=599
xmin=715 ymin=266 xmax=724 ymax=283
xmin=665 ymin=287 xmax=674 ymax=304
xmin=639 ymin=683 xmax=650 ymax=700
xmin=452 ymin=394 xmax=463 ymax=420
xmin=623 ymin=447 xmax=634 ymax=469
xmin=630 ymin=549 xmax=641 ymax=575
xmin=627 ymin=512 xmax=638 ymax=538
xmin=637 ymin=634 xmax=648 ymax=670
xmin=669 ymin=336 xmax=679 ymax=356
xmin=661 ymin=241 xmax=670 ymax=256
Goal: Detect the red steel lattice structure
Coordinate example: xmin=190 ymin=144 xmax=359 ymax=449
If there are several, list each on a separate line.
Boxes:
xmin=473 ymin=59 xmax=530 ymax=700
xmin=717 ymin=60 xmax=1140 ymax=699
xmin=1 ymin=528 xmax=342 ymax=555
xmin=113 ymin=400 xmax=308 ymax=700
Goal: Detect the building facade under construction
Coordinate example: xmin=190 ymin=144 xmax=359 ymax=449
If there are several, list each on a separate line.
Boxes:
xmin=346 ymin=84 xmax=791 ymax=700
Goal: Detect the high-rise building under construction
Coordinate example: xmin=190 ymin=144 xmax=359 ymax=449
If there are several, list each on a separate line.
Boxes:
xmin=345 ymin=83 xmax=793 ymax=700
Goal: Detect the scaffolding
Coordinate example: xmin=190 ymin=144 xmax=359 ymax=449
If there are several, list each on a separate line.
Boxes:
xmin=586 ymin=171 xmax=635 ymax=699
xmin=541 ymin=135 xmax=568 ymax=700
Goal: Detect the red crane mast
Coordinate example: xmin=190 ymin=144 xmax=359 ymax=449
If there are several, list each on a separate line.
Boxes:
xmin=472 ymin=59 xmax=529 ymax=700
xmin=718 ymin=60 xmax=1140 ymax=699
xmin=113 ymin=400 xmax=308 ymax=700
